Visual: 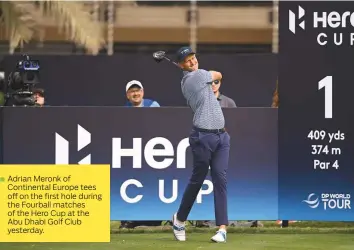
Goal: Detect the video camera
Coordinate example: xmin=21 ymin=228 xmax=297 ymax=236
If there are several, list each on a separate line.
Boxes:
xmin=5 ymin=54 xmax=41 ymax=106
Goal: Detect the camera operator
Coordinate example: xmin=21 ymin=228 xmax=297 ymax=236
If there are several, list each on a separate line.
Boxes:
xmin=33 ymin=88 xmax=46 ymax=107
xmin=4 ymin=54 xmax=40 ymax=107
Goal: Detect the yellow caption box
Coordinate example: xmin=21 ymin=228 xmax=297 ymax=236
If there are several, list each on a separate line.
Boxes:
xmin=0 ymin=164 xmax=110 ymax=242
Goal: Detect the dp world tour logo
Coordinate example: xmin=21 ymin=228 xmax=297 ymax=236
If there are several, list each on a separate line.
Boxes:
xmin=303 ymin=193 xmax=351 ymax=210
xmin=289 ymin=5 xmax=305 ymax=34
xmin=55 ymin=124 xmax=91 ymax=164
xmin=302 ymin=193 xmax=320 ymax=208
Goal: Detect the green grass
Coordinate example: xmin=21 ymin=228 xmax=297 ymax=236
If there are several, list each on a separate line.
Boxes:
xmin=110 ymin=220 xmax=354 ymax=229
xmin=1 ymin=234 xmax=354 ymax=250
xmin=2 ymin=222 xmax=354 ymax=249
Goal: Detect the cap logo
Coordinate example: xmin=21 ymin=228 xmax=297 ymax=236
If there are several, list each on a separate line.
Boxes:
xmin=181 ymin=49 xmax=189 ymax=54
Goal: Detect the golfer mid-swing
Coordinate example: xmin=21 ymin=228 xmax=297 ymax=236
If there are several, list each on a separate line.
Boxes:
xmin=172 ymin=47 xmax=230 ymax=243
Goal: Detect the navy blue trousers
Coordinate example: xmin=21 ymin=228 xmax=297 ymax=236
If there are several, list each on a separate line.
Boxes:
xmin=177 ymin=128 xmax=230 ymax=226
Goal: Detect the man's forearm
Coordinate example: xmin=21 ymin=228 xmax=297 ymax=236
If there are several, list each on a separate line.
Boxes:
xmin=209 ymin=70 xmax=222 ymax=81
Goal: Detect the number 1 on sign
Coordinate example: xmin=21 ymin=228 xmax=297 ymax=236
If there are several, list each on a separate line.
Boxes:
xmin=318 ymin=76 xmax=332 ymax=119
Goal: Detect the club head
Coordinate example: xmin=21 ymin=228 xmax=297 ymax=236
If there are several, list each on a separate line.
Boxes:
xmin=153 ymin=51 xmax=166 ymax=63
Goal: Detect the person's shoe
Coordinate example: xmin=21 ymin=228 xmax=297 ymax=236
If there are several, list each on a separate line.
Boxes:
xmin=172 ymin=213 xmax=186 ymax=241
xmin=211 ymin=230 xmax=227 ymax=243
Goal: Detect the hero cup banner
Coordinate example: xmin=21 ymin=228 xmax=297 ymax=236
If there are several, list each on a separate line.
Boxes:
xmin=279 ymin=1 xmax=354 ymax=222
xmin=3 ymin=107 xmax=277 ymax=221
xmin=287 ymin=2 xmax=354 ymax=47
xmin=1 ymin=107 xmax=353 ymax=221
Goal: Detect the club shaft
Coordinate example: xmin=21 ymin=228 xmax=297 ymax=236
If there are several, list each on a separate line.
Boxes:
xmin=164 ymin=56 xmax=179 ymax=68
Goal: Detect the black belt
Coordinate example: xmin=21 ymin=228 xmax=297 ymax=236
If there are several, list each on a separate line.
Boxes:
xmin=194 ymin=127 xmax=225 ymax=133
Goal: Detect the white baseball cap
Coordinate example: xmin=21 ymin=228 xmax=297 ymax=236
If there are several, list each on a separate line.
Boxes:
xmin=126 ymin=80 xmax=143 ymax=92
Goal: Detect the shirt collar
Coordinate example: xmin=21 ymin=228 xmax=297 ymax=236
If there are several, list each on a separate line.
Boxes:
xmin=217 ymin=93 xmax=223 ymax=101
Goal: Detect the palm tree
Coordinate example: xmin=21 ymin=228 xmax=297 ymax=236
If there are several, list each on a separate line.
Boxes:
xmin=0 ymin=1 xmax=106 ymax=54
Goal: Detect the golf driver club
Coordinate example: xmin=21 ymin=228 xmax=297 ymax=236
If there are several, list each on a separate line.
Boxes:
xmin=152 ymin=51 xmax=180 ymax=69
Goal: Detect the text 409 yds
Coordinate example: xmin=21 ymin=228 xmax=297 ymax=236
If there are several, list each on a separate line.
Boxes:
xmin=307 ymin=130 xmax=345 ymax=143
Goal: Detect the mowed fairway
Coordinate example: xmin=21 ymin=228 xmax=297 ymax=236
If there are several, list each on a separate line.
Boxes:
xmin=1 ymin=233 xmax=354 ymax=250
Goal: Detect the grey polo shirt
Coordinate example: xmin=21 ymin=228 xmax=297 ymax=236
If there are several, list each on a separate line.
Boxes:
xmin=217 ymin=93 xmax=237 ymax=108
xmin=181 ymin=69 xmax=225 ymax=130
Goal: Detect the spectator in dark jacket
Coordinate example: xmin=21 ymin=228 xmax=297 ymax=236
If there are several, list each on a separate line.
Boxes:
xmin=211 ymin=79 xmax=236 ymax=108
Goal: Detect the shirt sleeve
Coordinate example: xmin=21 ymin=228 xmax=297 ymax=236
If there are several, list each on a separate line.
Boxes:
xmin=150 ymin=101 xmax=160 ymax=107
xmin=197 ymin=69 xmax=213 ymax=84
xmin=230 ymin=99 xmax=237 ymax=107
